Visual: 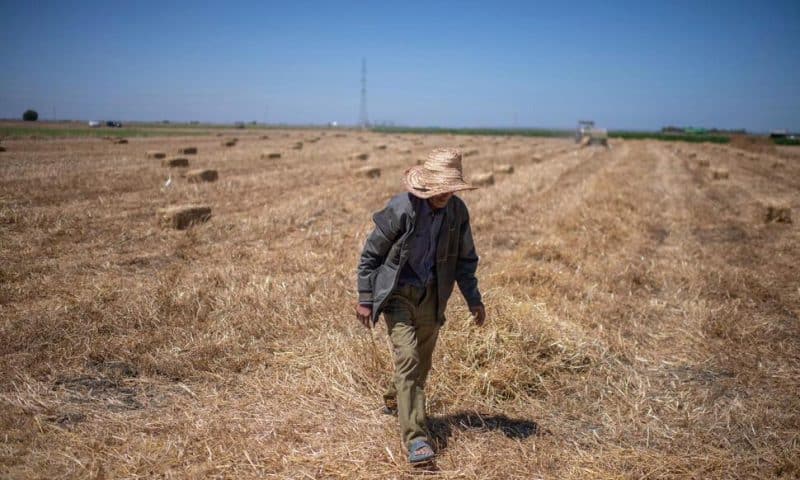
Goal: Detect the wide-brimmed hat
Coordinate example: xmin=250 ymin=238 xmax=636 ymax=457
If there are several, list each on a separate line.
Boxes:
xmin=403 ymin=148 xmax=477 ymax=199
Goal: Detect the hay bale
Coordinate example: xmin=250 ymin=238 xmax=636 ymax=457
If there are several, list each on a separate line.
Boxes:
xmin=494 ymin=164 xmax=514 ymax=174
xmin=471 ymin=172 xmax=494 ymax=186
xmin=222 ymin=139 xmax=237 ymax=147
xmin=186 ymin=169 xmax=218 ymax=183
xmin=260 ymin=135 xmax=270 ymax=140
xmin=158 ymin=205 xmax=212 ymax=230
xmin=697 ymin=158 xmax=710 ymax=167
xmin=375 ymin=144 xmax=387 ymax=150
xmin=177 ymin=147 xmax=198 ymax=155
xmin=112 ymin=138 xmax=128 ymax=144
xmin=416 ymin=158 xmax=425 ymax=165
xmin=354 ymin=166 xmax=381 ymax=178
xmin=464 ymin=149 xmax=479 ymax=157
xmin=146 ymin=151 xmax=166 ymax=159
xmin=711 ymin=168 xmax=729 ymax=180
xmin=0 ymin=145 xmax=5 ymax=152
xmin=292 ymin=142 xmax=303 ymax=150
xmin=531 ymin=155 xmax=543 ymax=163
xmin=772 ymin=161 xmax=785 ymax=169
xmin=765 ymin=205 xmax=792 ymax=224
xmin=262 ymin=152 xmax=282 ymax=159
xmin=162 ymin=157 xmax=189 ymax=168
xmin=688 ymin=152 xmax=697 ymax=159
xmin=351 ymin=153 xmax=369 ymax=161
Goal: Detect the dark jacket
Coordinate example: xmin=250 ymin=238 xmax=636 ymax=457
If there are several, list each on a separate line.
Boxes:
xmin=357 ymin=192 xmax=482 ymax=324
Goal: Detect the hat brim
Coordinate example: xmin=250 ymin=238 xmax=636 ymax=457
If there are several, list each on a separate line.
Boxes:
xmin=402 ymin=166 xmax=478 ymax=199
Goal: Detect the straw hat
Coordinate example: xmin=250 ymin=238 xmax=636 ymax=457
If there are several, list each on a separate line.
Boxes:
xmin=403 ymin=148 xmax=477 ymax=199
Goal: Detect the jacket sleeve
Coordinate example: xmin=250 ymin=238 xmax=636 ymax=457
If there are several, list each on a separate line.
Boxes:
xmin=455 ymin=209 xmax=482 ymax=307
xmin=356 ymin=202 xmax=405 ymax=303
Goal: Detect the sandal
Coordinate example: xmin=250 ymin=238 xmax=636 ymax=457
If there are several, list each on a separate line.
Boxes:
xmin=382 ymin=398 xmax=398 ymax=416
xmin=381 ymin=406 xmax=398 ymax=416
xmin=408 ymin=439 xmax=435 ymax=464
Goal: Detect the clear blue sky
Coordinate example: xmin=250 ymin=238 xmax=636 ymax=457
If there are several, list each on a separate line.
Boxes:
xmin=1 ymin=0 xmax=798 ymax=131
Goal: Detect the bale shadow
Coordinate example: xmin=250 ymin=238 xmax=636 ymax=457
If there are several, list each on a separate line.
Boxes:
xmin=427 ymin=412 xmax=541 ymax=451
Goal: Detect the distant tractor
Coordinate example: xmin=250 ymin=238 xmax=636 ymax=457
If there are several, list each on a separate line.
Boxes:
xmin=575 ymin=120 xmax=608 ymax=146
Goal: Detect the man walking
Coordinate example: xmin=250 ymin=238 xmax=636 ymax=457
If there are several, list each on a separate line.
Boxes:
xmin=356 ymin=147 xmax=486 ymax=464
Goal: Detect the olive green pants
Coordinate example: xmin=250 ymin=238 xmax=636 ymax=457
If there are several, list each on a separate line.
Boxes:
xmin=382 ymin=283 xmax=440 ymax=450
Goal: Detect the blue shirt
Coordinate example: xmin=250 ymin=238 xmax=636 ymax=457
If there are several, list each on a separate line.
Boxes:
xmin=398 ymin=199 xmax=445 ymax=288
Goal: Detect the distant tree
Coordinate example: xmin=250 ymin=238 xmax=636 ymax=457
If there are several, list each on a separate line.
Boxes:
xmin=22 ymin=109 xmax=38 ymax=121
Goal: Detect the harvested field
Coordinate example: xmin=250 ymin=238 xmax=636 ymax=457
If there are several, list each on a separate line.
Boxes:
xmin=0 ymin=130 xmax=799 ymax=479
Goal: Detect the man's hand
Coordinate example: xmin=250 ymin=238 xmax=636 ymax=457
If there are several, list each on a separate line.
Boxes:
xmin=470 ymin=304 xmax=486 ymax=326
xmin=356 ymin=303 xmax=373 ymax=328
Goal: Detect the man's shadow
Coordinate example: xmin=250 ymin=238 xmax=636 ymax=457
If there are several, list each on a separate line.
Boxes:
xmin=427 ymin=412 xmax=541 ymax=451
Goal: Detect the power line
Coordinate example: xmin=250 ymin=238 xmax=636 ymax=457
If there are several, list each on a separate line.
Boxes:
xmin=359 ymin=58 xmax=369 ymax=129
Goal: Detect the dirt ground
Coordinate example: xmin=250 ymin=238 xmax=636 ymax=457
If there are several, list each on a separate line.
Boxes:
xmin=1 ymin=130 xmax=798 ymax=479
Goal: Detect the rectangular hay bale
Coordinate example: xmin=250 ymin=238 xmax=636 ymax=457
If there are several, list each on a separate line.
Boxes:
xmin=711 ymin=168 xmax=729 ymax=179
xmin=471 ymin=172 xmax=494 ymax=186
xmin=354 ymin=166 xmax=381 ymax=178
xmin=146 ymin=151 xmax=166 ymax=159
xmin=262 ymin=152 xmax=282 ymax=159
xmin=351 ymin=153 xmax=369 ymax=161
xmin=765 ymin=205 xmax=792 ymax=224
xmin=158 ymin=205 xmax=212 ymax=230
xmin=494 ymin=164 xmax=514 ymax=174
xmin=162 ymin=157 xmax=189 ymax=168
xmin=178 ymin=147 xmax=198 ymax=155
xmin=186 ymin=169 xmax=218 ymax=183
